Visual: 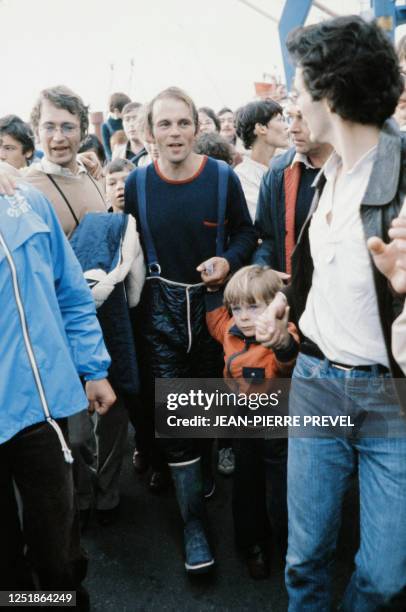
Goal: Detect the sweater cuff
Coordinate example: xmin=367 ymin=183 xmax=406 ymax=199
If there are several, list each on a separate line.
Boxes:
xmin=205 ymin=289 xmax=224 ymax=312
xmin=273 ymin=335 xmax=299 ymax=362
xmin=83 ymin=371 xmax=109 ymax=382
xmin=223 ymin=252 xmax=241 ymax=274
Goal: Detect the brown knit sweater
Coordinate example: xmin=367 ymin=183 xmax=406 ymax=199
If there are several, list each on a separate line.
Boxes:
xmin=25 ymin=166 xmax=107 ymax=238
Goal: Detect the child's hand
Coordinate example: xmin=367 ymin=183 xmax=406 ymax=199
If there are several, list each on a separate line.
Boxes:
xmin=256 ymin=303 xmax=291 ymax=350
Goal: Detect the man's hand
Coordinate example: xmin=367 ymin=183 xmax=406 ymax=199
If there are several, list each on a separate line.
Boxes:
xmin=367 ymin=216 xmax=406 ymax=294
xmin=0 ymin=171 xmax=18 ymax=196
xmin=255 ymin=292 xmax=288 ymax=346
xmin=274 ymin=270 xmax=291 ymax=283
xmin=78 ymin=151 xmax=103 ymax=180
xmin=197 ymin=257 xmax=230 ymax=290
xmin=85 ymin=378 xmax=116 ymax=415
xmin=259 ymin=307 xmax=291 ymax=350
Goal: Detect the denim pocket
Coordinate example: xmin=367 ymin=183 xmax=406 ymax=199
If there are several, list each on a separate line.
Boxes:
xmin=293 ymin=353 xmax=323 ymax=379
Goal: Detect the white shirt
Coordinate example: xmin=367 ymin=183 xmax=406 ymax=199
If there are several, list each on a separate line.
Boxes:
xmin=290 ymin=151 xmax=316 ymax=170
xmin=34 ymin=157 xmax=87 ymax=178
xmin=234 ymin=157 xmax=268 ymax=222
xmin=300 ymin=147 xmax=389 ymax=367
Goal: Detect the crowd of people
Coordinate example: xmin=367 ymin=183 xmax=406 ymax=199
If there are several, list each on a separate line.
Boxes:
xmin=2 ymin=13 xmax=406 ymax=612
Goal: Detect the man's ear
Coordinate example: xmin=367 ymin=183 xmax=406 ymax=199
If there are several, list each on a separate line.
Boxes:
xmin=145 ymin=126 xmax=155 ymax=144
xmin=254 ymin=122 xmax=266 ymax=136
xmin=25 ymin=148 xmax=34 ymax=161
xmin=324 ymin=98 xmax=334 ymax=116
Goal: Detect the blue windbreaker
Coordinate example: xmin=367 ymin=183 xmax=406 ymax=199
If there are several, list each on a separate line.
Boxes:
xmin=0 ymin=184 xmax=111 ymax=446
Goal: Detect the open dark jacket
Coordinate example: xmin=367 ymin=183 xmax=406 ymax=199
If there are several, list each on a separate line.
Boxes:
xmin=253 ymin=147 xmax=318 ymax=271
xmin=285 ymin=119 xmax=406 ymax=380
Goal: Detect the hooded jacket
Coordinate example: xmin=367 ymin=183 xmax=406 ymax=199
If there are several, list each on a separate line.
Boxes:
xmin=0 ymin=184 xmax=110 ymax=445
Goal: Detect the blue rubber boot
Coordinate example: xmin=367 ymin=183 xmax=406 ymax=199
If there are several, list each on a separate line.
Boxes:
xmin=170 ymin=458 xmax=215 ymax=574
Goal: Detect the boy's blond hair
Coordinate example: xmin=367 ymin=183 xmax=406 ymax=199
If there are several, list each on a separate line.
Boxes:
xmin=224 ymin=265 xmax=283 ymax=309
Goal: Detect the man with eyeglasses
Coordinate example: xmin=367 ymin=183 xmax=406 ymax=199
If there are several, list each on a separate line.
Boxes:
xmin=24 ymin=85 xmax=106 ymax=238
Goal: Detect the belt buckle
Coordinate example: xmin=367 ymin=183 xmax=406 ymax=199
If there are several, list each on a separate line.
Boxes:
xmin=330 ymin=362 xmax=354 ymax=372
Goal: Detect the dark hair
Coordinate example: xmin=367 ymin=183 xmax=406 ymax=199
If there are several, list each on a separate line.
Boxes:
xmin=286 ymin=15 xmax=403 ymax=127
xmin=122 ymin=101 xmax=142 ymax=116
xmin=105 ymin=158 xmax=135 ymax=174
xmin=109 ymin=92 xmax=131 ymax=113
xmin=218 ymin=107 xmax=233 ymax=117
xmin=235 ymin=99 xmax=283 ymax=149
xmin=0 ymin=114 xmax=35 ymax=158
xmin=78 ymin=134 xmax=106 ymax=165
xmin=31 ymin=85 xmax=89 ymax=139
xmin=198 ymin=107 xmax=220 ymax=132
xmin=147 ymin=86 xmax=199 ymax=134
xmin=194 ymin=132 xmax=234 ymax=165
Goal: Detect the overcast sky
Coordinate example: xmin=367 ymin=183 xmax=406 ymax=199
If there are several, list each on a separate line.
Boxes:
xmin=0 ymin=0 xmax=397 ymax=122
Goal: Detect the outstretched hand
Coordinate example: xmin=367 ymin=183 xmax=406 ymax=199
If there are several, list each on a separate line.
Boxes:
xmin=255 ymin=292 xmax=289 ymax=348
xmin=367 ymin=216 xmax=406 ymax=294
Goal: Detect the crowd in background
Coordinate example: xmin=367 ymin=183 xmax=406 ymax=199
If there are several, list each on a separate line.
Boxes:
xmin=3 ymin=15 xmax=406 ymax=612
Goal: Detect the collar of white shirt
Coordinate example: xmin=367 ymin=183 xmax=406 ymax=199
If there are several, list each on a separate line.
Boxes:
xmin=35 ymin=157 xmax=87 ymax=178
xmin=290 ymin=151 xmax=317 ymax=170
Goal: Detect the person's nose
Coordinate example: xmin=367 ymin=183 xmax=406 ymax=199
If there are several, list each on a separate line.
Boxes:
xmin=239 ymin=307 xmax=250 ymax=320
xmin=51 ymin=127 xmax=66 ymax=142
xmin=289 ymin=117 xmax=301 ymax=134
xmin=169 ymin=123 xmax=181 ymax=137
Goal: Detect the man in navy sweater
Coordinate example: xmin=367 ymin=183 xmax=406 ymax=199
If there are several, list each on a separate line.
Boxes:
xmin=125 ymin=86 xmax=256 ymax=574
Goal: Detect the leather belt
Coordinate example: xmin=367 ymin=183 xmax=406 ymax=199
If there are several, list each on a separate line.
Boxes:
xmin=299 ymin=340 xmax=389 ymax=374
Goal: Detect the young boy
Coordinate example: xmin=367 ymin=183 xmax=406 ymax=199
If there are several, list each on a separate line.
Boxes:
xmin=105 ymin=158 xmax=136 ymax=212
xmin=206 ymin=265 xmax=298 ymax=580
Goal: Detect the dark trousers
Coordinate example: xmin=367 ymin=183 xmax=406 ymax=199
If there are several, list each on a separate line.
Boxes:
xmin=135 ymin=278 xmax=223 ymax=465
xmin=232 ymin=437 xmax=288 ymax=552
xmin=0 ymin=420 xmax=87 ymax=597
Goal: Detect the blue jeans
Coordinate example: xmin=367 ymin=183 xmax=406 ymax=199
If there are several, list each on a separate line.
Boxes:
xmin=286 ymin=353 xmax=406 ymax=612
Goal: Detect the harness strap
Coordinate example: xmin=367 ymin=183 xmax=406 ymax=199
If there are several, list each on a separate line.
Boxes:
xmin=215 ymin=160 xmax=230 ymax=257
xmin=46 ymin=174 xmax=79 ymax=227
xmin=136 ymin=165 xmax=161 ymax=276
xmin=135 ymin=160 xmax=230 ymax=274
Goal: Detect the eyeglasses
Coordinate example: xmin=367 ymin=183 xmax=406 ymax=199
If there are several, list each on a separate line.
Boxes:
xmin=39 ymin=123 xmax=80 ymax=136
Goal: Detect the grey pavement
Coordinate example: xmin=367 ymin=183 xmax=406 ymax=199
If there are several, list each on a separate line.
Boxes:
xmin=82 ymin=434 xmax=358 ymax=612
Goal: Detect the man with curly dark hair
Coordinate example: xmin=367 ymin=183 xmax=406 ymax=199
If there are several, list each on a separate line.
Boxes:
xmin=256 ymin=15 xmax=406 ymax=611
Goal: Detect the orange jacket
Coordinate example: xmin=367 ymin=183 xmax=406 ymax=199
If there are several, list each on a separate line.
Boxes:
xmin=206 ymin=298 xmax=299 ymax=390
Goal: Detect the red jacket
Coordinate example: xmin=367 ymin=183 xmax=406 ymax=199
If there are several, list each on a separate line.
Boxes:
xmin=206 ymin=298 xmax=299 ymax=392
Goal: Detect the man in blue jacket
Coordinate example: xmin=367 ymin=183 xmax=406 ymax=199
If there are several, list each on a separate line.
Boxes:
xmin=0 ymin=182 xmax=115 ymax=608
xmin=254 ymin=97 xmax=331 ymax=273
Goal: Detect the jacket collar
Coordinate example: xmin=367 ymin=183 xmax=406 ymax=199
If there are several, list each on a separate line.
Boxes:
xmin=312 ymin=118 xmax=402 ymax=205
xmin=229 ymin=324 xmax=258 ymax=344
